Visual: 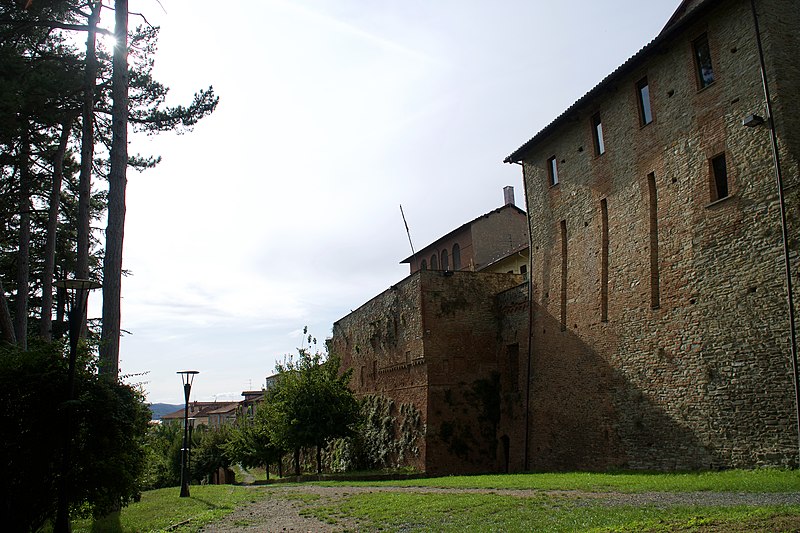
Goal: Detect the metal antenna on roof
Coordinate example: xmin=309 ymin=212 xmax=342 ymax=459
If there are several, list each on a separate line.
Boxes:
xmin=400 ymin=204 xmax=416 ymax=257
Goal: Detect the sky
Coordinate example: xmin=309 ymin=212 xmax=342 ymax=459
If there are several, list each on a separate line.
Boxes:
xmin=107 ymin=0 xmax=681 ymax=404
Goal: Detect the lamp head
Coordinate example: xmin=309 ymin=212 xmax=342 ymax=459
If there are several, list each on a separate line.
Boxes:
xmin=177 ymin=370 xmax=199 ymax=387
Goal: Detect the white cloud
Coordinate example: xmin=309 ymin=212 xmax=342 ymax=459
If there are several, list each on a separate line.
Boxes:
xmin=119 ymin=0 xmax=680 ymax=403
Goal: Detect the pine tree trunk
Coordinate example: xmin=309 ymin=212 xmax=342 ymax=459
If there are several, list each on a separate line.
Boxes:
xmin=76 ymin=2 xmax=100 ymax=283
xmin=99 ymin=0 xmax=128 ymax=379
xmin=277 ymin=455 xmax=283 ymax=478
xmin=294 ymin=448 xmax=300 ymax=476
xmin=14 ymin=130 xmax=31 ymax=351
xmin=40 ymin=116 xmax=74 ymax=341
xmin=316 ymin=445 xmax=322 ymax=474
xmin=0 ymin=278 xmax=16 ymax=345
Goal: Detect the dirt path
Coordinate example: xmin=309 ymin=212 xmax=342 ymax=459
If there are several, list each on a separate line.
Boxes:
xmin=198 ymin=485 xmax=800 ymax=532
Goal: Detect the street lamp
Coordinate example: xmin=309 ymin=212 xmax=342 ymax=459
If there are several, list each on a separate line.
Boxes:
xmin=53 ymin=278 xmax=101 ymax=533
xmin=187 ymin=417 xmax=196 ymax=480
xmin=177 ymin=370 xmax=199 ymax=497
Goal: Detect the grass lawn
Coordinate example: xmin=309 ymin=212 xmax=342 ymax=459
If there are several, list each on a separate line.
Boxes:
xmin=69 ymin=485 xmax=265 ymax=533
xmin=301 ymin=470 xmax=800 ymax=531
xmin=308 ymin=491 xmax=800 ymax=532
xmin=315 ymin=468 xmax=800 ymax=492
xmin=67 ymin=470 xmax=800 ymax=532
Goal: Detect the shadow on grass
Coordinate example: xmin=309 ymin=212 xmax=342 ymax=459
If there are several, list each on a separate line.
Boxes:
xmin=190 ymin=496 xmax=227 ymax=510
xmin=91 ymin=511 xmax=121 ymax=533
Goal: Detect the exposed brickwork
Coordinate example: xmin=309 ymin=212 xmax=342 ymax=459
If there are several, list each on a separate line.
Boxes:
xmin=402 ymin=204 xmax=528 ymax=274
xmin=515 ymin=0 xmax=799 ymax=470
xmin=330 ymin=270 xmax=525 ymax=475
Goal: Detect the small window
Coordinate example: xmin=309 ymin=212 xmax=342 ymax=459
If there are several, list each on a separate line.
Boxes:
xmin=452 ymin=244 xmax=461 ymax=270
xmin=520 ymin=264 xmax=528 ymax=280
xmin=637 ymin=77 xmax=653 ymax=125
xmin=430 ymin=253 xmax=438 ymax=270
xmin=710 ymin=153 xmax=729 ymax=201
xmin=547 ymin=156 xmax=559 ymax=186
xmin=420 ymin=259 xmax=427 ymax=270
xmin=441 ymin=249 xmax=449 ymax=271
xmin=693 ymin=33 xmax=715 ymax=88
xmin=591 ymin=114 xmax=605 ymax=155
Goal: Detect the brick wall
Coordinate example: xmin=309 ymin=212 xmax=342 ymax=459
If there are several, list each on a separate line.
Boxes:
xmin=330 ymin=273 xmax=429 ymax=472
xmin=331 ymin=270 xmax=526 ymax=474
xmin=519 ymin=0 xmax=799 ymax=470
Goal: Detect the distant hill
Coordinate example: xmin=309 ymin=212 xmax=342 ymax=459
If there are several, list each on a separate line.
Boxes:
xmin=149 ymin=403 xmax=183 ymax=420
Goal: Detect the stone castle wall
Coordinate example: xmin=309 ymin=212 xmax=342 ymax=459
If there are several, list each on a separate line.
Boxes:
xmin=330 ymin=270 xmax=525 ymax=474
xmin=519 ymin=0 xmax=799 ymax=470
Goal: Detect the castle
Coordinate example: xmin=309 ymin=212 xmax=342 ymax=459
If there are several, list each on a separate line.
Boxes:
xmin=330 ymin=0 xmax=799 ymax=473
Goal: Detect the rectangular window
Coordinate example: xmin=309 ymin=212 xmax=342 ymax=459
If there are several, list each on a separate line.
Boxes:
xmin=547 ymin=156 xmax=559 ymax=186
xmin=693 ymin=33 xmax=715 ymax=88
xmin=710 ymin=153 xmax=729 ymax=201
xmin=637 ymin=77 xmax=653 ymax=125
xmin=591 ymin=114 xmax=605 ymax=155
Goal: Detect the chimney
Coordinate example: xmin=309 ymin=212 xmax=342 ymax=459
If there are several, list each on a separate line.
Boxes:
xmin=503 ymin=185 xmax=515 ymax=206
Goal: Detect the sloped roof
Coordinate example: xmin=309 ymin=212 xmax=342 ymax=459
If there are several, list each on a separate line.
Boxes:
xmin=504 ymin=0 xmax=717 ymax=164
xmin=160 ymin=401 xmax=236 ymax=420
xmin=205 ymin=402 xmax=240 ymax=415
xmin=400 ymin=203 xmax=527 ymax=264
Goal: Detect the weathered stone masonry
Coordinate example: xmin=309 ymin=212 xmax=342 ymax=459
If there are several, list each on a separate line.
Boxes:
xmin=330 ymin=270 xmax=526 ymax=475
xmin=507 ymin=0 xmax=799 ymax=470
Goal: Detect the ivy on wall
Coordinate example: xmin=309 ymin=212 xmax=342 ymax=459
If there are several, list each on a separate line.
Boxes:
xmin=326 ymin=394 xmax=424 ymax=472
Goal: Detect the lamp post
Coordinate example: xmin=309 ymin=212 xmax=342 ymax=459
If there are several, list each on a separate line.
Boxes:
xmin=187 ymin=417 xmax=196 ymax=479
xmin=177 ymin=370 xmax=199 ymax=497
xmin=53 ymin=278 xmax=101 ymax=533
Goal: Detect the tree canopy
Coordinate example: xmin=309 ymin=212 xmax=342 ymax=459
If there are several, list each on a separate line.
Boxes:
xmin=0 ymin=0 xmax=218 ymax=361
xmin=265 ymin=340 xmax=360 ymax=474
xmin=0 ymin=340 xmax=150 ymax=531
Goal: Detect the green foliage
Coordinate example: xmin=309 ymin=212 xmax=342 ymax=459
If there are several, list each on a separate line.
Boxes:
xmin=225 ymin=404 xmax=283 ymax=470
xmin=0 ymin=340 xmax=150 ymax=532
xmin=266 ymin=346 xmax=360 ymax=458
xmin=191 ymin=425 xmax=234 ymax=481
xmin=0 ymin=2 xmax=217 ymax=346
xmin=141 ymin=423 xmax=183 ymax=490
xmin=333 ymin=395 xmax=424 ymax=472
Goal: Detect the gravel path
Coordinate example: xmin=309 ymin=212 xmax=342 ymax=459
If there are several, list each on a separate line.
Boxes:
xmin=196 ymin=485 xmax=800 ymax=532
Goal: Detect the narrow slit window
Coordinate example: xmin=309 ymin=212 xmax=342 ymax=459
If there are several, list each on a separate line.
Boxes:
xmin=547 ymin=156 xmax=559 ymax=186
xmin=710 ymin=153 xmax=729 ymax=201
xmin=693 ymin=33 xmax=715 ymax=88
xmin=591 ymin=114 xmax=605 ymax=155
xmin=430 ymin=253 xmax=438 ymax=270
xmin=420 ymin=259 xmax=427 ymax=270
xmin=441 ymin=249 xmax=449 ymax=271
xmin=560 ymin=220 xmax=567 ymax=331
xmin=637 ymin=77 xmax=653 ymax=125
xmin=648 ymin=173 xmax=660 ymax=309
xmin=600 ymin=198 xmax=609 ymax=322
